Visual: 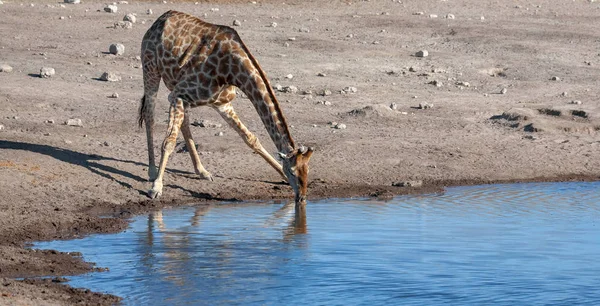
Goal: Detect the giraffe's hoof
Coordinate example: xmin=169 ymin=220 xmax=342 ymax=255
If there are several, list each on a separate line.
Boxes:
xmin=147 ymin=188 xmax=162 ymax=199
xmin=196 ymin=170 xmax=214 ymax=182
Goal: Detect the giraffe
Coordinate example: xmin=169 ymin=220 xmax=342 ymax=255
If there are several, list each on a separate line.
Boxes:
xmin=139 ymin=10 xmax=313 ymax=206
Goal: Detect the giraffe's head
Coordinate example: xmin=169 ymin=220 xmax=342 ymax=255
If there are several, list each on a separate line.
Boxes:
xmin=279 ymin=146 xmax=314 ymax=206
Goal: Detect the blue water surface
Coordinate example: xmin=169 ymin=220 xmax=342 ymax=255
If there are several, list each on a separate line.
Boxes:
xmin=35 ymin=182 xmax=600 ymax=305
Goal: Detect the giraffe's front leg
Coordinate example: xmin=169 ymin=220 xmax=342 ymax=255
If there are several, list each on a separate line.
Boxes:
xmin=148 ymin=98 xmax=185 ymax=199
xmin=181 ymin=111 xmax=213 ymax=181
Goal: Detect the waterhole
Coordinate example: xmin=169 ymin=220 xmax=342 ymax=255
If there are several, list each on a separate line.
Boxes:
xmin=35 ymin=182 xmax=600 ymax=305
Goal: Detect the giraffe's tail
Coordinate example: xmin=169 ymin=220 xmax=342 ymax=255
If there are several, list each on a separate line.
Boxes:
xmin=138 ymin=95 xmax=147 ymax=128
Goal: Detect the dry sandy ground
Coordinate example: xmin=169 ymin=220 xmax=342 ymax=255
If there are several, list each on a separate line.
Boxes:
xmin=1 ymin=0 xmax=599 ymax=304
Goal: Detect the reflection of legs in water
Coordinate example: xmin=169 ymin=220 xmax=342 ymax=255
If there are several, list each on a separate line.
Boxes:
xmin=265 ymin=202 xmax=308 ymax=239
xmin=191 ymin=205 xmax=212 ymax=227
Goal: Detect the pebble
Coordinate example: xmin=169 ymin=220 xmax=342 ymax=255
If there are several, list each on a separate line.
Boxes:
xmin=40 ymin=67 xmax=55 ymax=78
xmin=146 ymin=9 xmax=153 ymax=15
xmin=45 ymin=119 xmax=55 ymax=124
xmin=456 ymin=81 xmax=470 ymax=87
xmin=390 ymin=102 xmax=398 ymax=110
xmin=320 ymin=89 xmax=332 ymax=96
xmin=446 ymin=14 xmax=455 ymax=19
xmin=282 ymin=85 xmax=298 ymax=94
xmin=392 ymin=180 xmax=423 ymax=188
xmin=429 ymin=80 xmax=443 ymax=87
xmin=288 ymin=37 xmax=296 ymax=41
xmin=104 ymin=5 xmax=118 ymax=13
xmin=59 ymin=16 xmax=65 ymax=20
xmin=103 ymin=141 xmax=110 ymax=147
xmin=418 ymin=102 xmax=433 ymax=109
xmin=500 ymin=88 xmax=508 ymax=94
xmin=551 ymin=76 xmax=560 ymax=81
xmin=64 ymin=0 xmax=81 ymax=3
xmin=299 ymin=27 xmax=310 ymax=33
xmin=123 ymin=13 xmax=136 ymax=23
xmin=415 ymin=50 xmax=429 ymax=57
xmin=215 ymin=131 xmax=224 ymax=136
xmin=429 ymin=14 xmax=438 ymax=18
xmin=413 ymin=12 xmax=424 ymax=15
xmin=561 ymin=92 xmax=568 ymax=97
xmin=270 ymin=22 xmax=278 ymax=27
xmin=0 ymin=124 xmax=4 ymax=131
xmin=100 ymin=72 xmax=121 ymax=82
xmin=113 ymin=21 xmax=133 ymax=29
xmin=570 ymin=100 xmax=582 ymax=105
xmin=109 ymin=93 xmax=119 ymax=98
xmin=65 ymin=118 xmax=83 ymax=127
xmin=409 ymin=66 xmax=417 ymax=72
xmin=317 ymin=72 xmax=326 ymax=77
xmin=0 ymin=64 xmax=13 ymax=73
xmin=323 ymin=101 xmax=332 ymax=106
xmin=109 ymin=43 xmax=125 ymax=55
xmin=343 ymin=86 xmax=358 ymax=93
xmin=285 ymin=74 xmax=293 ymax=79
xmin=334 ymin=123 xmax=347 ymax=130
xmin=233 ymin=19 xmax=241 ymax=26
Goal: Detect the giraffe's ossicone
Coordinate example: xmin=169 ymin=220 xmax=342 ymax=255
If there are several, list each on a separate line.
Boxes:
xmin=138 ymin=10 xmax=313 ymax=207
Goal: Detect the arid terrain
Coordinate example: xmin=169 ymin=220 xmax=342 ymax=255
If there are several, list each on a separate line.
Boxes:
xmin=1 ymin=0 xmax=599 ymax=304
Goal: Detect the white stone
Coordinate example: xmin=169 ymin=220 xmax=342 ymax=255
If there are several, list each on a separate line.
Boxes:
xmin=285 ymin=74 xmax=293 ymax=79
xmin=390 ymin=103 xmax=398 ymax=110
xmin=270 ymin=22 xmax=278 ymax=27
xmin=109 ymin=43 xmax=125 ymax=55
xmin=429 ymin=14 xmax=438 ymax=18
xmin=343 ymin=86 xmax=358 ymax=93
xmin=282 ymin=85 xmax=298 ymax=94
xmin=110 ymin=93 xmax=119 ymax=98
xmin=416 ymin=50 xmax=429 ymax=57
xmin=65 ymin=118 xmax=83 ymax=127
xmin=551 ymin=76 xmax=560 ymax=81
xmin=446 ymin=14 xmax=455 ymax=19
xmin=40 ymin=67 xmax=55 ymax=78
xmin=0 ymin=64 xmax=12 ymax=73
xmin=123 ymin=13 xmax=136 ymax=23
xmin=105 ymin=5 xmax=118 ymax=13
xmin=335 ymin=123 xmax=347 ymax=129
xmin=100 ymin=72 xmax=120 ymax=82
xmin=146 ymin=9 xmax=153 ymax=15
xmin=64 ymin=0 xmax=80 ymax=3
xmin=500 ymin=88 xmax=508 ymax=94
xmin=113 ymin=21 xmax=132 ymax=29
xmin=233 ymin=19 xmax=241 ymax=26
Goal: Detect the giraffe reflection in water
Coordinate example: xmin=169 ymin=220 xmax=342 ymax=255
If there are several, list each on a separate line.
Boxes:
xmin=140 ymin=204 xmax=307 ymax=286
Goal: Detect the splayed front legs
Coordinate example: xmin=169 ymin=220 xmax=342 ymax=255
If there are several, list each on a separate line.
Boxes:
xmin=148 ymin=98 xmax=185 ymax=199
xmin=181 ymin=111 xmax=214 ymax=181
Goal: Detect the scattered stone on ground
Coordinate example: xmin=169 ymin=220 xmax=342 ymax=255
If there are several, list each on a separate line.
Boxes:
xmin=285 ymin=74 xmax=293 ymax=79
xmin=500 ymin=88 xmax=508 ymax=94
xmin=413 ymin=12 xmax=424 ymax=15
xmin=570 ymin=100 xmax=582 ymax=105
xmin=113 ymin=21 xmax=133 ymax=29
xmin=390 ymin=102 xmax=398 ymax=110
xmin=0 ymin=124 xmax=4 ymax=130
xmin=409 ymin=66 xmax=417 ymax=72
xmin=104 ymin=5 xmax=117 ymax=13
xmin=100 ymin=72 xmax=120 ymax=82
xmin=299 ymin=27 xmax=310 ymax=33
xmin=281 ymin=85 xmax=298 ymax=93
xmin=109 ymin=43 xmax=125 ymax=55
xmin=40 ymin=67 xmax=55 ymax=78
xmin=270 ymin=22 xmax=277 ymax=27
xmin=233 ymin=19 xmax=241 ymax=26
xmin=416 ymin=50 xmax=429 ymax=57
xmin=342 ymin=86 xmax=358 ymax=94
xmin=191 ymin=119 xmax=223 ymax=128
xmin=418 ymin=102 xmax=433 ymax=109
xmin=320 ymin=89 xmax=332 ymax=96
xmin=561 ymin=92 xmax=568 ymax=97
xmin=146 ymin=9 xmax=153 ymax=15
xmin=317 ymin=72 xmax=326 ymax=77
xmin=215 ymin=131 xmax=224 ymax=136
xmin=446 ymin=14 xmax=455 ymax=19
xmin=429 ymin=14 xmax=438 ymax=18
xmin=0 ymin=64 xmax=13 ymax=73
xmin=429 ymin=80 xmax=443 ymax=87
xmin=392 ymin=180 xmax=423 ymax=188
xmin=123 ymin=13 xmax=136 ymax=23
xmin=64 ymin=0 xmax=81 ymax=4
xmin=65 ymin=118 xmax=83 ymax=127
xmin=109 ymin=93 xmax=119 ymax=98
xmin=456 ymin=81 xmax=470 ymax=87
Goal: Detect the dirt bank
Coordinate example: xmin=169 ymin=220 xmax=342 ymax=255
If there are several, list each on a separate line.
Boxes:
xmin=1 ymin=0 xmax=599 ymax=304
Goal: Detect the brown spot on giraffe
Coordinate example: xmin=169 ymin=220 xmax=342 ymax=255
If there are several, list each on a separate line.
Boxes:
xmin=138 ymin=10 xmax=313 ymax=206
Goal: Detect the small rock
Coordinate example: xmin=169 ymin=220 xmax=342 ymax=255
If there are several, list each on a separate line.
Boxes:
xmin=323 ymin=101 xmax=332 ymax=106
xmin=446 ymin=14 xmax=455 ymax=19
xmin=392 ymin=180 xmax=423 ymax=188
xmin=191 ymin=119 xmax=222 ymax=128
xmin=274 ymin=84 xmax=283 ymax=91
xmin=109 ymin=43 xmax=125 ymax=55
xmin=282 ymin=85 xmax=298 ymax=94
xmin=480 ymin=16 xmax=485 ymax=20
xmin=390 ymin=102 xmax=398 ymax=110
xmin=570 ymin=100 xmax=582 ymax=105
xmin=146 ymin=9 xmax=153 ymax=15
xmin=415 ymin=50 xmax=429 ymax=57
xmin=317 ymin=72 xmax=326 ymax=77
xmin=299 ymin=27 xmax=310 ymax=33
xmin=418 ymin=102 xmax=433 ymax=109
xmin=104 ymin=5 xmax=117 ymax=13
xmin=334 ymin=123 xmax=346 ymax=130
xmin=285 ymin=74 xmax=293 ymax=79
xmin=123 ymin=13 xmax=136 ymax=23
xmin=500 ymin=88 xmax=508 ymax=94
xmin=233 ymin=19 xmax=241 ymax=26
xmin=215 ymin=131 xmax=224 ymax=136
xmin=0 ymin=64 xmax=13 ymax=73
xmin=113 ymin=21 xmax=133 ymax=29
xmin=429 ymin=80 xmax=443 ymax=87
xmin=343 ymin=86 xmax=358 ymax=93
xmin=65 ymin=118 xmax=83 ymax=127
xmin=456 ymin=81 xmax=470 ymax=87
xmin=551 ymin=76 xmax=560 ymax=81
xmin=109 ymin=93 xmax=119 ymax=98
xmin=64 ymin=0 xmax=80 ymax=4
xmin=561 ymin=92 xmax=568 ymax=97
xmin=45 ymin=119 xmax=55 ymax=124
xmin=0 ymin=124 xmax=4 ymax=131
xmin=40 ymin=67 xmax=55 ymax=78
xmin=103 ymin=141 xmax=110 ymax=146
xmin=270 ymin=22 xmax=278 ymax=27
xmin=100 ymin=72 xmax=120 ymax=82
xmin=413 ymin=12 xmax=424 ymax=15
xmin=320 ymin=89 xmax=332 ymax=96
xmin=288 ymin=37 xmax=296 ymax=41
xmin=59 ymin=16 xmax=65 ymax=20
xmin=409 ymin=66 xmax=417 ymax=72
xmin=429 ymin=14 xmax=438 ymax=18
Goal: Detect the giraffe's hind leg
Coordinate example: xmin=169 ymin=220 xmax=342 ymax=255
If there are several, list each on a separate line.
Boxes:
xmin=181 ymin=110 xmax=214 ymax=181
xmin=148 ymin=96 xmax=185 ymax=199
xmin=141 ymin=56 xmax=161 ymax=181
xmin=212 ymin=87 xmax=287 ymax=181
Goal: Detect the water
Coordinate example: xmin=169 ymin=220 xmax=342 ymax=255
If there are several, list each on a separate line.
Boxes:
xmin=35 ymin=182 xmax=600 ymax=305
